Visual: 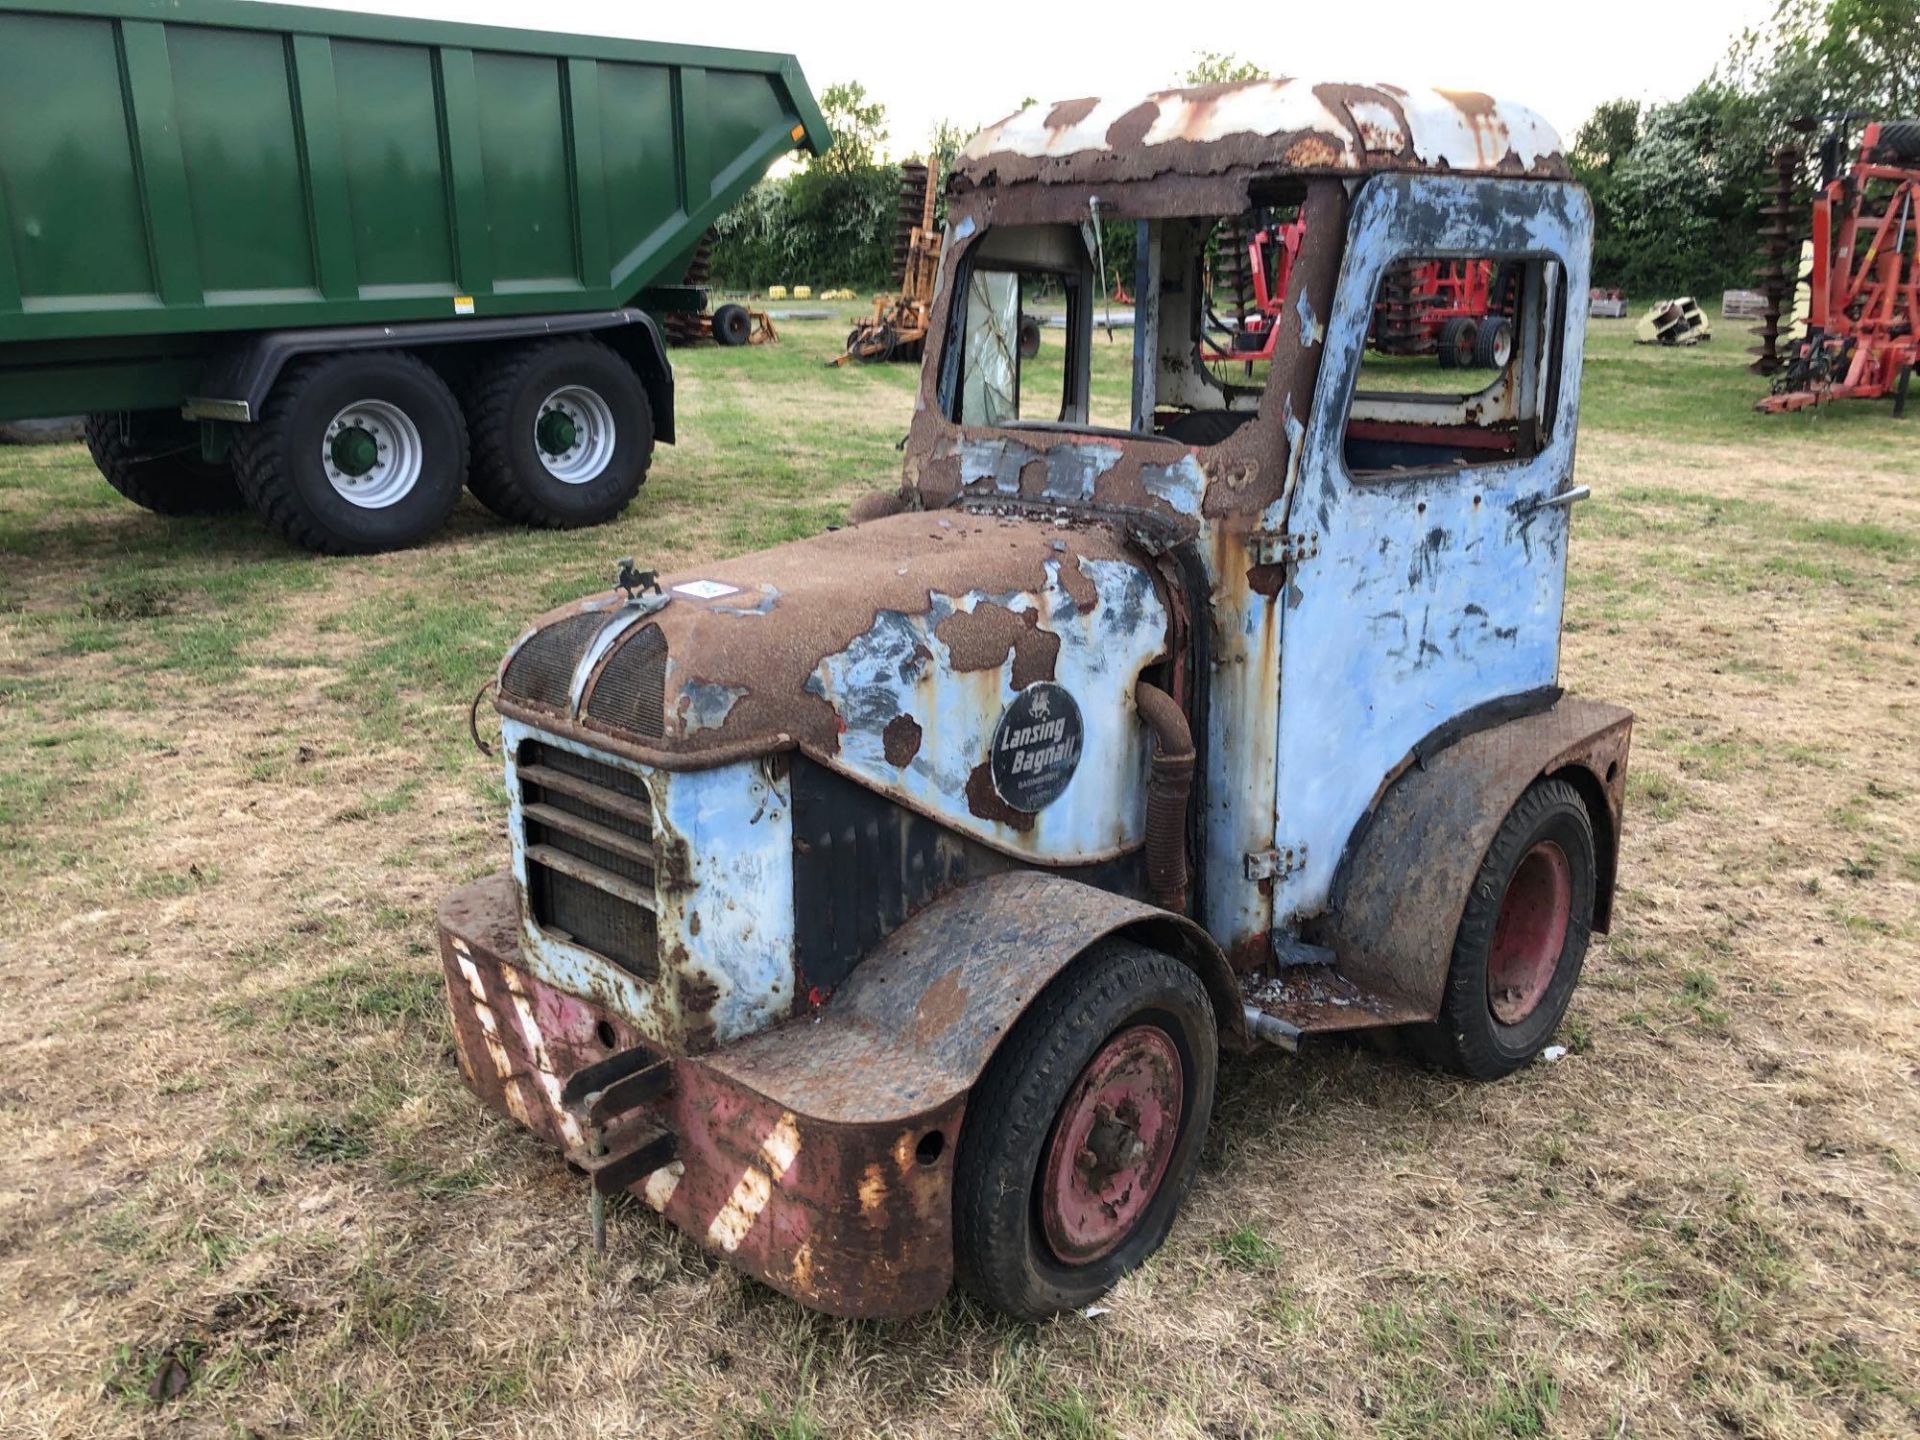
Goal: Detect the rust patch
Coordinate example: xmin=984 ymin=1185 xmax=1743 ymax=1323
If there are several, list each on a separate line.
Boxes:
xmin=1104 ymin=100 xmax=1160 ymax=151
xmin=913 ymin=968 xmax=970 ymax=1044
xmin=882 ymin=712 xmax=922 ymax=767
xmin=1246 ymin=562 xmax=1289 ymax=598
xmin=935 ymin=602 xmax=1029 ymax=673
xmin=932 ymin=603 xmax=1061 ymax=689
xmin=1045 ymin=96 xmax=1099 ymax=129
xmin=965 ymin=761 xmax=1035 ymax=832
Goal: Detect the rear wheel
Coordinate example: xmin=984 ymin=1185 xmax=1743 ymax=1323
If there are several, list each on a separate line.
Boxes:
xmin=711 ymin=303 xmax=752 ymax=346
xmin=1417 ymin=778 xmax=1597 ymax=1079
xmin=1473 ymin=317 xmax=1516 ymax=370
xmin=953 ymin=939 xmax=1217 ymax=1320
xmin=85 ymin=411 xmax=243 ymax=516
xmin=231 ymin=351 xmax=467 ymax=554
xmin=465 ymin=339 xmax=653 ymax=529
xmin=1437 ymin=316 xmax=1478 ymax=370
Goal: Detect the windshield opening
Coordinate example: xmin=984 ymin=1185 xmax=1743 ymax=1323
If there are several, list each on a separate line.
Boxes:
xmin=942 ymin=187 xmax=1314 ymax=447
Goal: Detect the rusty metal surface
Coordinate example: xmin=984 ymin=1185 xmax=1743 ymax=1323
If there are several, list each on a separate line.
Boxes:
xmin=1241 ymin=966 xmax=1430 ymax=1034
xmin=710 ymin=870 xmax=1245 ymax=1125
xmin=1314 ymin=698 xmax=1633 ymax=1016
xmin=495 ymin=510 xmax=1171 ymax=866
xmin=956 ymin=82 xmax=1569 ymax=193
xmin=441 ymin=873 xmax=960 ymax=1318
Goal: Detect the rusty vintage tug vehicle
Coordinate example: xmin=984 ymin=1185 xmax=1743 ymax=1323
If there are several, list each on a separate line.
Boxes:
xmin=438 ymin=80 xmax=1632 ymax=1321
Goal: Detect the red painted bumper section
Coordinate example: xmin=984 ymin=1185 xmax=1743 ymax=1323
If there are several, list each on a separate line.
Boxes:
xmin=437 ymin=874 xmax=959 ymax=1319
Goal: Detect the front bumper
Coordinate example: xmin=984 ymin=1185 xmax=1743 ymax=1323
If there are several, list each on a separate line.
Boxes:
xmin=437 ymin=872 xmax=959 ymax=1319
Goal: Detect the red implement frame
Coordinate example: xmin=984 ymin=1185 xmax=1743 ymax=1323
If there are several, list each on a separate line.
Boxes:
xmin=1199 ymin=218 xmax=1307 ymax=364
xmin=1760 ymin=121 xmax=1918 ymax=414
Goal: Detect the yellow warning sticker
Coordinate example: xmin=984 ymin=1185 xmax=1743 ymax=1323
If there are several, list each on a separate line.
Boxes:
xmin=454 ymin=295 xmax=475 ymax=315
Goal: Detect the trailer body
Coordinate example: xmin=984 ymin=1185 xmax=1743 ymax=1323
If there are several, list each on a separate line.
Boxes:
xmin=0 ymin=0 xmax=825 ymax=551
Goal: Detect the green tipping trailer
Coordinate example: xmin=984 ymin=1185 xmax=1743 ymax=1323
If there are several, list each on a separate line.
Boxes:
xmin=0 ymin=0 xmax=828 ymax=551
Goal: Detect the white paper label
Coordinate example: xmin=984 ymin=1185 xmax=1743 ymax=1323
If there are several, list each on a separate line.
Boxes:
xmin=672 ymin=580 xmax=740 ymax=599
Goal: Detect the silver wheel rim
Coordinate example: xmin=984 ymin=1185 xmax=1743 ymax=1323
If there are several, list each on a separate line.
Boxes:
xmin=321 ymin=400 xmax=423 ymax=509
xmin=535 ymin=385 xmax=617 ymax=484
xmin=1491 ymin=326 xmax=1514 ymax=368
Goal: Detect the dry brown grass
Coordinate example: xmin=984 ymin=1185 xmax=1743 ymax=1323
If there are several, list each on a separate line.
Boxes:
xmin=0 ymin=319 xmax=1915 ymax=1439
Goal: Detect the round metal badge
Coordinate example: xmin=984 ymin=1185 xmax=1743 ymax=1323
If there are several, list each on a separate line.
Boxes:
xmin=990 ymin=682 xmax=1084 ymax=813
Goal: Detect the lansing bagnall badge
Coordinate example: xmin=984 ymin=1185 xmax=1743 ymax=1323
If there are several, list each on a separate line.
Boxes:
xmin=990 ymin=682 xmax=1084 ymax=813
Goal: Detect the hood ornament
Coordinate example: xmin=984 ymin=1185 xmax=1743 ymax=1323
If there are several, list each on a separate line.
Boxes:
xmin=614 ymin=558 xmax=669 ymax=615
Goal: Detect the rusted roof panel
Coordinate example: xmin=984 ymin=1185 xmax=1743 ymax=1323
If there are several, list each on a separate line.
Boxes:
xmin=955 ymin=80 xmax=1569 ymax=187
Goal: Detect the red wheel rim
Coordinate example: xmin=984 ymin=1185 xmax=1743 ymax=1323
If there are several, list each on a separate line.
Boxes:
xmin=1487 ymin=841 xmax=1573 ymax=1025
xmin=1039 ymin=1025 xmax=1183 ymax=1265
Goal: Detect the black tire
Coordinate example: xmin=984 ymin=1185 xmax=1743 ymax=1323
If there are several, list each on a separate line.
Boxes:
xmin=230 ymin=352 xmax=467 ymax=555
xmin=1018 ymin=314 xmax=1043 ymax=360
xmin=1473 ymin=317 xmax=1516 ymax=370
xmin=464 ymin=340 xmax=653 ymax=529
xmin=1436 ymin=316 xmax=1477 ymax=370
xmin=953 ymin=939 xmax=1218 ymax=1321
xmin=1876 ymin=120 xmax=1920 ymax=161
xmin=85 ymin=412 xmax=243 ymax=516
xmin=1416 ymin=778 xmax=1597 ymax=1080
xmin=711 ymin=304 xmax=752 ymax=347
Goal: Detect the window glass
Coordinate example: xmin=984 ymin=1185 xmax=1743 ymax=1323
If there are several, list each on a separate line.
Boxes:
xmin=1343 ymin=256 xmax=1562 ymax=476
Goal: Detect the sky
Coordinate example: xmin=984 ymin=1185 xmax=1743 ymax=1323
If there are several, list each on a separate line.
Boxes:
xmin=300 ymin=0 xmax=1784 ymax=157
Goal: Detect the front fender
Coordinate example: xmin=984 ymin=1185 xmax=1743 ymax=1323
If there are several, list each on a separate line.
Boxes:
xmin=708 ymin=870 xmax=1244 ymax=1132
xmin=1315 ymin=696 xmax=1632 ymax=1017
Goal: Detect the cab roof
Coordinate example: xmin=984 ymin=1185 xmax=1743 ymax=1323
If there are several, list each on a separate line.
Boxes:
xmin=954 ymin=80 xmax=1569 ymax=189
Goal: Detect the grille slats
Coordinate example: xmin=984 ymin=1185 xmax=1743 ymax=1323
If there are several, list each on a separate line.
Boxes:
xmin=584 ymin=623 xmax=668 ymax=737
xmin=517 ymin=740 xmax=659 ymax=980
xmin=501 ymin=611 xmax=617 ymax=712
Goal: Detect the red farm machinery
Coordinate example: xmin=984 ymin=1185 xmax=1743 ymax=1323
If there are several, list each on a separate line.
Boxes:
xmin=1203 ymin=219 xmax=1516 ymax=370
xmin=1759 ymin=118 xmax=1919 ymax=415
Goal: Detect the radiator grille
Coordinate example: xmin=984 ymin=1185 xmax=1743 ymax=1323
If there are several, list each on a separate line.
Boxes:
xmin=584 ymin=623 xmax=668 ymax=738
xmin=517 ymin=740 xmax=658 ymax=980
xmin=502 ymin=612 xmax=616 ymax=711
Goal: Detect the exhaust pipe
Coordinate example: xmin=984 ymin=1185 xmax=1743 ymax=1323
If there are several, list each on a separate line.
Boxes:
xmin=1134 ymin=681 xmax=1195 ymax=913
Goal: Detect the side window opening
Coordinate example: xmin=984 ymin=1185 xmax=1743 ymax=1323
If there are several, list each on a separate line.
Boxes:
xmin=949 ymin=223 xmax=1091 ymax=431
xmin=1342 ymin=255 xmax=1563 ymax=477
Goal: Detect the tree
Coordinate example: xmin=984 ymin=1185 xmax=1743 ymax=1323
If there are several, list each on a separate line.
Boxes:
xmin=1182 ymin=52 xmax=1267 ymax=85
xmin=813 ymin=81 xmax=887 ymax=177
xmin=1571 ymin=100 xmax=1643 ymax=175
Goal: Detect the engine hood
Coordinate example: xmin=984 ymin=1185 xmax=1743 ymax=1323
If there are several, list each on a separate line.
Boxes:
xmin=496 ymin=508 xmax=1173 ymax=860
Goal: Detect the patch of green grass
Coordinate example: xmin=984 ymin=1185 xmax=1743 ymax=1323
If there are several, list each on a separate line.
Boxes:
xmin=1211 ymin=1223 xmax=1285 ymax=1271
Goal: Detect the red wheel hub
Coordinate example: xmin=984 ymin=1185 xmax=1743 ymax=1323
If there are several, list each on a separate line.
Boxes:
xmin=1487 ymin=840 xmax=1572 ymax=1025
xmin=1040 ymin=1025 xmax=1183 ymax=1265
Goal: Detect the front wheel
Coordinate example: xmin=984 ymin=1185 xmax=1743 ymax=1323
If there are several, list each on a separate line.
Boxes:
xmin=465 ymin=339 xmax=653 ymax=529
xmin=953 ymin=939 xmax=1217 ymax=1320
xmin=230 ymin=352 xmax=468 ymax=554
xmin=1417 ymin=777 xmax=1597 ymax=1079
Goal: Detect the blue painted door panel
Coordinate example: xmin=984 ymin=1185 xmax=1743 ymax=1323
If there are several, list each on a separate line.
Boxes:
xmin=1272 ymin=175 xmax=1593 ymax=930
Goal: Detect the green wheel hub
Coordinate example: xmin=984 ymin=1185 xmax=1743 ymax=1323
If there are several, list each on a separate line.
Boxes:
xmin=537 ymin=408 xmax=579 ymax=456
xmin=329 ymin=425 xmax=380 ymax=478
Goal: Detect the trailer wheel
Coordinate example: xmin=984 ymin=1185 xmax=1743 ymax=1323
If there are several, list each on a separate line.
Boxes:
xmin=231 ymin=352 xmax=467 ymax=554
xmin=1417 ymin=778 xmax=1596 ymax=1080
xmin=953 ymin=938 xmax=1217 ymax=1320
xmin=465 ymin=340 xmax=653 ymax=529
xmin=85 ymin=412 xmax=243 ymax=516
xmin=711 ymin=304 xmax=752 ymax=347
xmin=1437 ymin=316 xmax=1477 ymax=370
xmin=1473 ymin=318 xmax=1516 ymax=370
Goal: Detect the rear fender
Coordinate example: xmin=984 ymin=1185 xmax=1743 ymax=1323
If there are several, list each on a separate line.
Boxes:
xmin=1315 ymin=696 xmax=1633 ymax=1017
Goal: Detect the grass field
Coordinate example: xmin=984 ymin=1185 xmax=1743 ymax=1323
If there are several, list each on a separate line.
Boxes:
xmin=0 ymin=311 xmax=1915 ymax=1439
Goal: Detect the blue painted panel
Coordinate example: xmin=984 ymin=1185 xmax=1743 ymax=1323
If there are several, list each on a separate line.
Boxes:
xmin=1271 ymin=174 xmax=1593 ymax=928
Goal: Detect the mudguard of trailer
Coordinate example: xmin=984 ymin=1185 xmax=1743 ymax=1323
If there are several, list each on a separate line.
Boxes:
xmin=183 ymin=309 xmax=674 ymax=440
xmin=1316 ymin=696 xmax=1632 ymax=1016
